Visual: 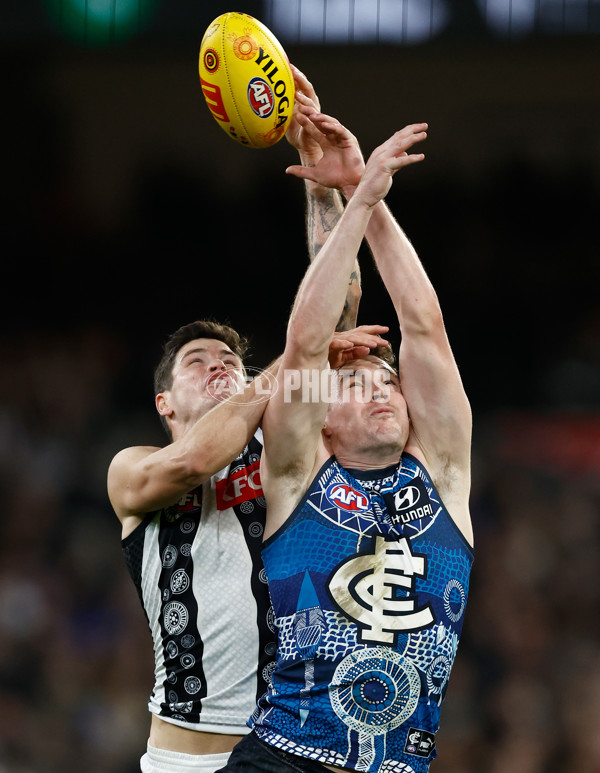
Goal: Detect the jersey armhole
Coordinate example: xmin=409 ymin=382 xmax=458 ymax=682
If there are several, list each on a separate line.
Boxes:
xmin=262 ymin=456 xmax=336 ymax=550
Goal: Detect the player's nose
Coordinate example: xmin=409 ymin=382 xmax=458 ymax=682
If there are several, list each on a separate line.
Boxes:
xmin=372 ymin=382 xmax=390 ymax=401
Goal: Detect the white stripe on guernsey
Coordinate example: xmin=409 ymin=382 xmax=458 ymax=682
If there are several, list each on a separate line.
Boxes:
xmin=142 ymin=520 xmax=168 ymax=710
xmin=193 ymin=480 xmax=259 ymax=721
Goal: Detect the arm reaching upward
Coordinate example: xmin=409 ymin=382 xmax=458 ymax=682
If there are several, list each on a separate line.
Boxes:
xmin=283 ymin=111 xmax=472 ymax=543
xmin=287 ymin=66 xmax=363 ymax=330
xmin=362 ymin=197 xmax=473 ymax=543
xmin=262 ymin=124 xmax=428 ymax=537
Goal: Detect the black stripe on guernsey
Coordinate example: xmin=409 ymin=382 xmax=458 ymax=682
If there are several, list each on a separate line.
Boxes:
xmin=122 ymin=512 xmax=155 ymax=626
xmin=230 ymin=437 xmax=275 ymax=703
xmin=157 ymin=497 xmax=206 ymax=722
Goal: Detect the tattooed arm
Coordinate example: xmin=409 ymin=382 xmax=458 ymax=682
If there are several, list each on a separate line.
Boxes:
xmin=287 ymin=65 xmax=363 ymax=331
xmin=305 ymin=180 xmax=361 ymax=331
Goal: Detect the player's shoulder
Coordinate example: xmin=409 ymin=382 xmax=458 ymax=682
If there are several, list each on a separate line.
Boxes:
xmin=108 ymin=445 xmax=163 ymax=482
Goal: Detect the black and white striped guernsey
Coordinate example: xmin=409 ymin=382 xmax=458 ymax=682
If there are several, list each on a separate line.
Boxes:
xmin=122 ymin=430 xmax=275 ymax=734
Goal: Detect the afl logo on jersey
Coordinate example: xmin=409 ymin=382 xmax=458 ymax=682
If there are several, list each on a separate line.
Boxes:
xmin=326 ymin=483 xmax=370 ymax=512
xmin=177 ymin=491 xmax=201 ymax=513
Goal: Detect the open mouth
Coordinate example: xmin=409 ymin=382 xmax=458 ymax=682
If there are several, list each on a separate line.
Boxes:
xmin=206 ymin=371 xmax=236 ymax=396
xmin=207 ymin=371 xmax=232 ymax=385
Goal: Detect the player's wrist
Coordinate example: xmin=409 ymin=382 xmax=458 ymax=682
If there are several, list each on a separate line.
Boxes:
xmin=298 ymin=151 xmax=323 ymax=168
xmin=340 ymin=182 xmax=359 ymax=200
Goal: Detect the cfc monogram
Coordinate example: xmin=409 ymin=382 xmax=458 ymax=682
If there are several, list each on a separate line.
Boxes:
xmin=328 ymin=536 xmax=435 ymax=644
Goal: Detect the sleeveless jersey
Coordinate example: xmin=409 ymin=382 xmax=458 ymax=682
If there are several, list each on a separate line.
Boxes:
xmin=251 ymin=452 xmax=473 ymax=772
xmin=122 ymin=430 xmax=276 ymax=734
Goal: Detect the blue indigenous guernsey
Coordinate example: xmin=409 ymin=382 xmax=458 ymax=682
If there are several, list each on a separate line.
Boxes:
xmin=251 ymin=452 xmax=473 ymax=773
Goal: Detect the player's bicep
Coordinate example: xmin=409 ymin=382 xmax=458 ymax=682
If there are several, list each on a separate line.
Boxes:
xmin=400 ymin=333 xmax=471 ymax=459
xmin=261 ymin=364 xmax=329 ymax=487
xmin=107 ymin=445 xmax=189 ymax=519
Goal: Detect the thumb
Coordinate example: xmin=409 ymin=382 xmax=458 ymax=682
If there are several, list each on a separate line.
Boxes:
xmin=285 ymin=165 xmax=318 ymax=181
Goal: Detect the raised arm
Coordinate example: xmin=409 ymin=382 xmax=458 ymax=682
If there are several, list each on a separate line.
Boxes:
xmin=363 ymin=195 xmax=472 ymax=534
xmin=285 ymin=110 xmax=472 ymax=542
xmin=286 ymin=66 xmax=363 ymax=330
xmin=107 ymin=361 xmax=278 ymax=537
xmin=262 ymin=125 xmax=427 ymax=537
xmin=366 ymin=201 xmax=471 ymax=426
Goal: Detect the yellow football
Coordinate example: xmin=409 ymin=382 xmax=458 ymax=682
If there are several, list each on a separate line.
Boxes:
xmin=198 ymin=12 xmax=295 ymax=148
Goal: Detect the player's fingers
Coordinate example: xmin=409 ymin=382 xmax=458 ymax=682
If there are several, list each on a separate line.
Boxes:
xmin=309 ymin=114 xmax=355 ymax=144
xmin=370 ymin=128 xmax=426 ymax=169
xmin=294 ymin=91 xmax=318 ymax=110
xmin=290 ymin=64 xmax=320 ymax=109
xmin=394 ymin=153 xmax=425 ymax=168
xmin=285 ymin=164 xmax=321 ymax=180
xmin=382 ymin=152 xmax=425 ymax=175
xmin=296 ymin=114 xmax=328 ymax=145
xmin=351 ymin=324 xmax=390 ymax=335
xmin=375 ymin=126 xmax=427 ymax=156
xmin=337 ymin=345 xmax=372 ymax=363
xmin=346 ymin=346 xmax=371 ymax=359
xmin=392 ymin=129 xmax=427 ymax=152
xmin=332 ymin=331 xmax=389 ymax=349
xmin=308 ymin=112 xmax=341 ymax=131
xmin=357 ymin=336 xmax=390 ymax=349
xmin=396 ymin=122 xmax=428 ymax=138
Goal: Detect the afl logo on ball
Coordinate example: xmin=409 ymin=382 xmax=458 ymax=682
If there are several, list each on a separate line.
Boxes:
xmin=326 ymin=483 xmax=369 ymax=512
xmin=247 ymin=77 xmax=274 ymax=118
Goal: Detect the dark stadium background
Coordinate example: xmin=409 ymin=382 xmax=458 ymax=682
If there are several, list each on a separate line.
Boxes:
xmin=2 ymin=2 xmax=599 ymax=771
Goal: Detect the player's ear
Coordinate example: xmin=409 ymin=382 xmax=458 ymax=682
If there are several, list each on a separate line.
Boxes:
xmin=156 ymin=392 xmax=173 ymax=417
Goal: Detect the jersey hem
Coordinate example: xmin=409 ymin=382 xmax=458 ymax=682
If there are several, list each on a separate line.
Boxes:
xmin=150 ymin=711 xmax=251 ymax=735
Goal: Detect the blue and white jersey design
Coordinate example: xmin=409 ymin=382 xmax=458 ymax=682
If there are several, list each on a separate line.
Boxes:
xmin=122 ymin=430 xmax=276 ymax=735
xmin=251 ymin=452 xmax=473 ymax=772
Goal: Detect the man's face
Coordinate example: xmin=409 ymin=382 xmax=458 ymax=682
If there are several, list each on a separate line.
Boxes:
xmin=158 ymin=338 xmax=245 ymax=428
xmin=323 ymin=357 xmax=409 ymax=459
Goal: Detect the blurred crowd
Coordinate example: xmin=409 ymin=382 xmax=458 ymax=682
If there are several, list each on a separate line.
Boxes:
xmin=0 ymin=328 xmax=154 ymax=772
xmin=0 ymin=322 xmax=598 ymax=773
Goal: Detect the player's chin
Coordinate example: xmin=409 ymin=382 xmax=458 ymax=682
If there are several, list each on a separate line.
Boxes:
xmin=367 ymin=420 xmax=403 ymax=442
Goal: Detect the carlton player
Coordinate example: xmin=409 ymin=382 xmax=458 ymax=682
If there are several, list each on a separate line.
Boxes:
xmin=218 ymin=110 xmax=473 ymax=773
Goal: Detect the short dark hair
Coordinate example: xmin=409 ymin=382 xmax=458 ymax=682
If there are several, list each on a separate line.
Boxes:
xmin=153 ymin=319 xmax=248 ymax=439
xmin=371 ymin=344 xmax=397 ymax=371
xmin=153 ymin=319 xmax=249 ymax=396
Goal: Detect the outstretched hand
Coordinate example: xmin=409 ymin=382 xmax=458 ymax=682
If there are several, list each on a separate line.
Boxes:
xmin=353 ymin=123 xmax=428 ymax=208
xmin=328 ymin=325 xmax=391 ymax=368
xmin=286 ymin=65 xmax=323 ymax=163
xmin=286 ymin=99 xmax=366 ymax=198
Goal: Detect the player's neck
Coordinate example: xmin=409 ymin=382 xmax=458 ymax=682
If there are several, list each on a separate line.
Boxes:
xmin=171 ymin=405 xmax=214 ymax=442
xmin=335 ymin=447 xmax=403 ymax=472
